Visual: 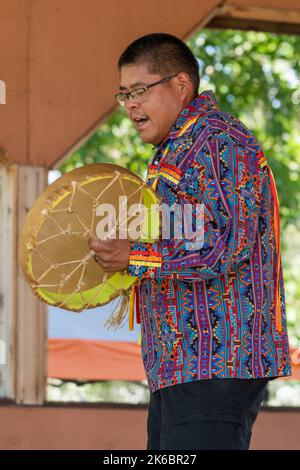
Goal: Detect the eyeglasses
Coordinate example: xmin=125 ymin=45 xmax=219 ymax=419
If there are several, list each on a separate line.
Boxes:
xmin=115 ymin=73 xmax=179 ymax=106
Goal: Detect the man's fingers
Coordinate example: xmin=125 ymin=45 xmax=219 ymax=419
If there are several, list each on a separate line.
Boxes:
xmin=93 ymin=252 xmax=112 ymax=264
xmin=93 ymin=256 xmax=114 ymax=272
xmin=89 ymin=239 xmax=111 ymax=253
xmin=89 ymin=239 xmax=129 ymax=274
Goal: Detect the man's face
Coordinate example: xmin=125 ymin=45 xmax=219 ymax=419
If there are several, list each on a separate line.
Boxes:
xmin=119 ymin=63 xmax=188 ymax=146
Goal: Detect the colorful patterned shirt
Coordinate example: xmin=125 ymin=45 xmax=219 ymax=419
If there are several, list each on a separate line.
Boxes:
xmin=128 ymin=90 xmax=291 ymax=393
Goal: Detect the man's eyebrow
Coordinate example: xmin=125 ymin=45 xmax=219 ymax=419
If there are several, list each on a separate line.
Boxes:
xmin=119 ymin=82 xmax=146 ymax=91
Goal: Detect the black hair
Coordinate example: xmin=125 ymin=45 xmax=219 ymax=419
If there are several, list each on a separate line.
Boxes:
xmin=118 ymin=33 xmax=200 ymax=96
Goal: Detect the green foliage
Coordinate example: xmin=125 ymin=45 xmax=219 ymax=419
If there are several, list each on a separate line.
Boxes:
xmin=47 ymin=378 xmax=149 ymax=404
xmin=59 ymin=108 xmax=152 ymax=179
xmin=188 ymin=29 xmax=300 ymax=226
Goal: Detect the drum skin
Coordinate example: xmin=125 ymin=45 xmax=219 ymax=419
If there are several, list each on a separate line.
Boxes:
xmin=19 ymin=163 xmax=160 ymax=311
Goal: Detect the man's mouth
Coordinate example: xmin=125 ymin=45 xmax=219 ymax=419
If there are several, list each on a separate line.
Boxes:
xmin=133 ymin=117 xmax=149 ymax=130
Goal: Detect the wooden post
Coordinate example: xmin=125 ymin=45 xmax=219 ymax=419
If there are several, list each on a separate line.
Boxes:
xmin=0 ymin=154 xmax=48 ymax=404
xmin=0 ymin=157 xmax=17 ymax=400
xmin=16 ymin=165 xmax=48 ymax=404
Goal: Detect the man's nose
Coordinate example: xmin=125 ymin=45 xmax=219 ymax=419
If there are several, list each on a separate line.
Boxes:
xmin=124 ymin=98 xmax=139 ymax=113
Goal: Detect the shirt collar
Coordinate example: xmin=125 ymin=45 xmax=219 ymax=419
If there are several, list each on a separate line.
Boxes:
xmin=170 ymin=89 xmax=218 ymax=139
xmin=153 ymin=90 xmax=218 ymax=150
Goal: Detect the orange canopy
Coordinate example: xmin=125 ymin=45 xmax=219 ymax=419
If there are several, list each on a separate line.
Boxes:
xmin=48 ymin=339 xmax=146 ymax=381
xmin=48 ymin=338 xmax=300 ymax=381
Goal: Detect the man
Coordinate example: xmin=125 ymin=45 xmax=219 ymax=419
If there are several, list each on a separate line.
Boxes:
xmin=89 ymin=33 xmax=291 ymax=450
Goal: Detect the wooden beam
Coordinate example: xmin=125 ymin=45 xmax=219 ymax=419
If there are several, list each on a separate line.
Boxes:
xmin=209 ymin=17 xmax=300 ymax=36
xmin=0 ymin=160 xmax=48 ymax=404
xmin=209 ymin=4 xmax=300 ymax=35
xmin=218 ymin=5 xmax=300 ymax=25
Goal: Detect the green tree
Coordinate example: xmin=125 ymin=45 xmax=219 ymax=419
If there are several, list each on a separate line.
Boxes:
xmin=188 ymin=29 xmax=300 ymax=226
xmin=59 ymin=107 xmax=152 ymax=179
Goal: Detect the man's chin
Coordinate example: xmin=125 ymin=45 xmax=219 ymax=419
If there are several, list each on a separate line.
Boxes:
xmin=139 ymin=132 xmax=159 ymax=146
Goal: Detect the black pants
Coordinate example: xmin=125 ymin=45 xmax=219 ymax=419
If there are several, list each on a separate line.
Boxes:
xmin=147 ymin=378 xmax=269 ymax=450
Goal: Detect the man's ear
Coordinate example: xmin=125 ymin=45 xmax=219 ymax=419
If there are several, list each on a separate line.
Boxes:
xmin=176 ymin=72 xmax=190 ymax=89
xmin=176 ymin=72 xmax=193 ymax=100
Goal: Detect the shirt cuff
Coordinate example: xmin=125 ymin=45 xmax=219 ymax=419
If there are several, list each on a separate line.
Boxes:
xmin=128 ymin=241 xmax=162 ymax=279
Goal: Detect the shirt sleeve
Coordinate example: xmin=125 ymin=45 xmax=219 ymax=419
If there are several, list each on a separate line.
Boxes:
xmin=128 ymin=132 xmax=264 ymax=281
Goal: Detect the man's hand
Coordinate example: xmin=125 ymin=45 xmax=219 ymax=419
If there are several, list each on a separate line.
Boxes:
xmin=89 ymin=238 xmax=131 ymax=273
